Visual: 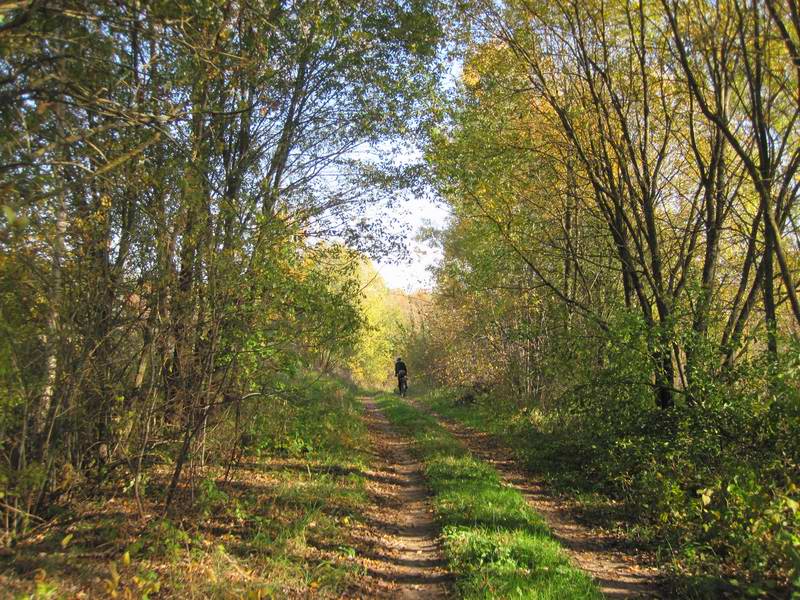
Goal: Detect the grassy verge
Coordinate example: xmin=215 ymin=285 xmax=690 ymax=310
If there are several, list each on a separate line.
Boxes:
xmin=418 ymin=387 xmax=800 ymax=599
xmin=376 ymin=393 xmax=601 ymax=599
xmin=2 ymin=375 xmax=369 ymax=599
xmin=418 ymin=388 xmax=634 ymax=529
xmin=419 ymin=390 xmax=569 ymax=478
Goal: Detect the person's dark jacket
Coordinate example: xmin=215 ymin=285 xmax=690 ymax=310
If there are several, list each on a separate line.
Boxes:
xmin=395 ymin=361 xmax=407 ymax=376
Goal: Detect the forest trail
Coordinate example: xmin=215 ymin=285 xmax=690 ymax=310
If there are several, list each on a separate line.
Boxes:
xmin=348 ymin=397 xmax=452 ymax=598
xmin=412 ymin=399 xmax=663 ymax=599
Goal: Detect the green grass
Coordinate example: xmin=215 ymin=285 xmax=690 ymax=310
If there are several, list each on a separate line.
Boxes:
xmin=3 ymin=375 xmax=370 ymax=599
xmin=418 ymin=389 xmax=800 ymax=598
xmin=377 ymin=394 xmax=601 ymax=599
xmin=419 ymin=389 xmax=607 ymax=498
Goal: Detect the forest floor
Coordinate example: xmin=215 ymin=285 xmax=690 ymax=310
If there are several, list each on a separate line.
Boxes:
xmin=1 ymin=378 xmax=376 ymax=599
xmin=3 ymin=382 xmax=662 ymax=599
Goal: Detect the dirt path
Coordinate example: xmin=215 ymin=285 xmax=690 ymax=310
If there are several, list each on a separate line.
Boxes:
xmin=347 ymin=397 xmax=452 ymax=599
xmin=413 ymin=400 xmax=662 ymax=599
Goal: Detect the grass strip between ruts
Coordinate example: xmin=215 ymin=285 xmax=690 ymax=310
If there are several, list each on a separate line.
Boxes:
xmin=376 ymin=394 xmax=602 ymax=600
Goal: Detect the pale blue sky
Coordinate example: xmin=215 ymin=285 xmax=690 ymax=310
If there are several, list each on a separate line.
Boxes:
xmin=374 ymin=193 xmax=450 ymax=292
xmin=354 ymin=61 xmax=461 ymax=291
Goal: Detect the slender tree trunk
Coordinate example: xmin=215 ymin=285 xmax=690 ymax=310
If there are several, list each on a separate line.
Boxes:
xmin=653 ymin=333 xmax=676 ymax=410
xmin=764 ymin=223 xmax=778 ymax=357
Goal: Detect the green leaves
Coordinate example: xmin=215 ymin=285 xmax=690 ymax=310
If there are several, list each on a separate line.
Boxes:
xmin=1 ymin=204 xmax=27 ymax=228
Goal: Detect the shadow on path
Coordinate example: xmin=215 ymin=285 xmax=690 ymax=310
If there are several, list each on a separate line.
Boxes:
xmin=345 ymin=397 xmax=453 ymax=599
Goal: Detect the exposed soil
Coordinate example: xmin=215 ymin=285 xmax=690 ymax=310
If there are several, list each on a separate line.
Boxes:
xmin=413 ymin=399 xmax=663 ymax=600
xmin=346 ymin=397 xmax=452 ymax=599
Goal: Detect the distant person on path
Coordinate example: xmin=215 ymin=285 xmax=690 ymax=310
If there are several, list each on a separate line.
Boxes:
xmin=395 ymin=357 xmax=408 ymax=394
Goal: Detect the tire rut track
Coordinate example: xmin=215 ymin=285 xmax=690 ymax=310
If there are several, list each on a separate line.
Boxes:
xmin=346 ymin=397 xmax=452 ymax=599
xmin=410 ymin=399 xmax=662 ymax=599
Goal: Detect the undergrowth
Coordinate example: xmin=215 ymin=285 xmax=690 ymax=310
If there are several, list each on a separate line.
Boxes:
xmin=421 ymin=385 xmax=800 ymax=599
xmin=2 ymin=374 xmax=369 ymax=599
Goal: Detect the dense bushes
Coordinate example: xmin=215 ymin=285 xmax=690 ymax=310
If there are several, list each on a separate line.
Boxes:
xmin=241 ymin=374 xmax=369 ymax=461
xmin=424 ymin=349 xmax=800 ymax=596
